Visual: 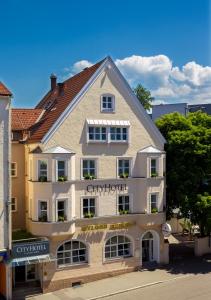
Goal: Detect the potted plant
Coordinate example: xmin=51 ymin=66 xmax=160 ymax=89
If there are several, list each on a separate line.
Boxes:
xmin=38 ymin=215 xmax=48 ymax=222
xmin=84 ymin=212 xmax=94 ymax=218
xmin=151 ymin=172 xmax=158 ymax=178
xmin=151 ymin=207 xmax=158 ymax=214
xmin=119 ymin=173 xmax=129 ymax=179
xmin=58 ymin=215 xmax=67 ymax=222
xmin=119 ymin=209 xmax=129 ymax=215
xmin=84 ymin=174 xmax=96 ymax=180
xmin=39 ymin=176 xmax=47 ymax=182
xmin=58 ymin=175 xmax=67 ymax=182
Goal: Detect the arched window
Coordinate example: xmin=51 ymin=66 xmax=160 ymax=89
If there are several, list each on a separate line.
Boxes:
xmin=105 ymin=235 xmax=131 ymax=259
xmin=57 ymin=240 xmax=87 ymax=266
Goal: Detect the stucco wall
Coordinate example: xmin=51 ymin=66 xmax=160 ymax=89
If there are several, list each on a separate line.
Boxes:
xmin=44 ymin=69 xmax=164 ymax=180
xmin=0 ymin=97 xmax=10 ymax=250
xmin=11 ymin=143 xmax=26 ymax=230
xmin=41 ymin=224 xmax=166 ymax=292
xmin=195 ymin=237 xmax=211 ymax=256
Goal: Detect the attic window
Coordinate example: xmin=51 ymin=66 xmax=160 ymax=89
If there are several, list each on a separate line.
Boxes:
xmin=101 ymin=94 xmax=115 ymax=113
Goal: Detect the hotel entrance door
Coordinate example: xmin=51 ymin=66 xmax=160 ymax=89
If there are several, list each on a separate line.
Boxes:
xmin=14 ymin=264 xmax=37 ymax=286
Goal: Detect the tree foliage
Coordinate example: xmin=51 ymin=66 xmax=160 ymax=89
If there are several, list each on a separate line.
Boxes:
xmin=156 ymin=111 xmax=211 ymax=236
xmin=134 ymin=84 xmax=154 ymax=110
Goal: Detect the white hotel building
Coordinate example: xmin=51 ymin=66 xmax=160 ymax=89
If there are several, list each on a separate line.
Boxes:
xmin=11 ymin=57 xmax=168 ymax=293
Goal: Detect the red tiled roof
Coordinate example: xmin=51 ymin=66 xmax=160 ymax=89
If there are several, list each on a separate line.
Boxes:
xmin=12 ymin=109 xmax=43 ymax=130
xmin=0 ymin=82 xmax=12 ymax=96
xmin=28 ymin=58 xmax=105 ymax=142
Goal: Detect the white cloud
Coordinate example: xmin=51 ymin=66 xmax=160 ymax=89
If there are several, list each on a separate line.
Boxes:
xmin=63 ymin=55 xmax=211 ymax=104
xmin=62 ymin=60 xmax=93 ymax=79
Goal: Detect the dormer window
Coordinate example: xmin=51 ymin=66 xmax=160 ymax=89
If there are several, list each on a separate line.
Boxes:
xmin=101 ymin=94 xmax=115 ymax=112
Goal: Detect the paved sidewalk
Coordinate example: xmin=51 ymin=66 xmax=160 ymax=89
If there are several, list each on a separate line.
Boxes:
xmin=28 ymin=268 xmax=191 ymax=300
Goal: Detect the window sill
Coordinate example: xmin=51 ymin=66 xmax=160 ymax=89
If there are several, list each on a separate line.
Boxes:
xmin=57 ymin=262 xmax=89 ymax=270
xmin=101 ymin=110 xmax=115 ymax=113
xmin=103 ymin=256 xmax=132 ymax=264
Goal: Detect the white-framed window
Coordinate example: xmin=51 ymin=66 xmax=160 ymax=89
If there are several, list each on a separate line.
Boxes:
xmin=149 ymin=193 xmax=158 ymax=213
xmin=118 ymin=159 xmax=131 ymax=178
xmin=82 ymin=159 xmax=97 ymax=179
xmin=105 ymin=235 xmax=131 ymax=260
xmin=56 ymin=160 xmax=67 ymax=181
xmin=88 ymin=126 xmax=107 ymax=142
xmin=150 ymin=158 xmax=158 ymax=177
xmin=110 ymin=127 xmax=128 ymax=142
xmin=38 ymin=160 xmax=48 ymax=181
xmin=38 ymin=201 xmax=48 ymax=222
xmin=82 ymin=197 xmax=96 ymax=218
xmin=11 ymin=162 xmax=17 ymax=177
xmin=57 ymin=240 xmax=87 ymax=266
xmin=118 ymin=195 xmax=130 ymax=214
xmin=11 ymin=197 xmax=17 ymax=212
xmin=101 ymin=94 xmax=115 ymax=112
xmin=57 ymin=200 xmax=67 ymax=221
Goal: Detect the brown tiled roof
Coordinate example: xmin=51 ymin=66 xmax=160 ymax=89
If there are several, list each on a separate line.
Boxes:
xmin=28 ymin=58 xmax=105 ymax=142
xmin=0 ymin=82 xmax=12 ymax=96
xmin=12 ymin=109 xmax=43 ymax=130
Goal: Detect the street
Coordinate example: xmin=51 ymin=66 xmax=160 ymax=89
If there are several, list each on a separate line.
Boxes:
xmin=29 ymin=254 xmax=211 ymax=300
xmin=103 ymin=273 xmax=211 ymax=300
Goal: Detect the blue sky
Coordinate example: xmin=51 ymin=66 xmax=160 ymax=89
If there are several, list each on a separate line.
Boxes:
xmin=0 ymin=0 xmax=210 ymax=107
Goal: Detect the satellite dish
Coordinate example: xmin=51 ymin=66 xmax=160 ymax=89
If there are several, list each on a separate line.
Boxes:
xmin=162 ymin=223 xmax=172 ymax=237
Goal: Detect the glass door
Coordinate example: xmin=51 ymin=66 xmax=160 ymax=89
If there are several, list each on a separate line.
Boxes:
xmin=142 ymin=239 xmax=153 ymax=262
xmin=26 ymin=264 xmax=36 ymax=281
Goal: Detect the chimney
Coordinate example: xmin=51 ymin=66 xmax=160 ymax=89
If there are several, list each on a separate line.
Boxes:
xmin=50 ymin=73 xmax=57 ymax=90
xmin=58 ymin=82 xmax=65 ymax=95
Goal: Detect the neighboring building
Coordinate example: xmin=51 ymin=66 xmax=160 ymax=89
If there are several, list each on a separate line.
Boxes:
xmin=11 ymin=57 xmax=168 ymax=294
xmin=0 ymin=82 xmax=12 ymax=299
xmin=152 ymin=103 xmax=211 ymax=121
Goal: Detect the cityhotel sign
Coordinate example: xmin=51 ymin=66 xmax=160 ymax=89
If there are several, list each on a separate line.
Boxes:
xmin=12 ymin=240 xmax=49 ymax=258
xmin=86 ymin=183 xmax=127 ymax=193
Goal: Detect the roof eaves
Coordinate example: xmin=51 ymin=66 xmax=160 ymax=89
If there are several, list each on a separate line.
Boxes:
xmin=41 ymin=57 xmax=109 ymax=144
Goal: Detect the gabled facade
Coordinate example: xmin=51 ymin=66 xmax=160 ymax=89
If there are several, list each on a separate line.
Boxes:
xmin=0 ymin=82 xmax=12 ymax=299
xmin=11 ymin=57 xmax=168 ymax=294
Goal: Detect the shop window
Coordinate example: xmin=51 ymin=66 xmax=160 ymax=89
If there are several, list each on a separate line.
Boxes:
xmin=11 ymin=197 xmax=17 ymax=212
xmin=110 ymin=127 xmax=128 ymax=142
xmin=57 ymin=240 xmax=87 ymax=266
xmin=38 ymin=160 xmax=48 ymax=182
xmin=38 ymin=201 xmax=48 ymax=222
xmin=57 ymin=200 xmax=67 ymax=222
xmin=118 ymin=195 xmax=130 ymax=214
xmin=11 ymin=162 xmax=17 ymax=177
xmin=105 ymin=235 xmax=131 ymax=260
xmin=150 ymin=158 xmax=158 ymax=177
xmin=88 ymin=126 xmax=107 ymax=142
xmin=82 ymin=159 xmax=96 ymax=179
xmin=150 ymin=194 xmax=158 ymax=213
xmin=101 ymin=94 xmax=115 ymax=112
xmin=82 ymin=197 xmax=96 ymax=218
xmin=57 ymin=160 xmax=67 ymax=181
xmin=118 ymin=159 xmax=130 ymax=178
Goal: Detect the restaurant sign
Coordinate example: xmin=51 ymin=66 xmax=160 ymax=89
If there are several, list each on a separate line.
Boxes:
xmin=81 ymin=222 xmax=135 ymax=231
xmin=12 ymin=240 xmax=49 ymax=258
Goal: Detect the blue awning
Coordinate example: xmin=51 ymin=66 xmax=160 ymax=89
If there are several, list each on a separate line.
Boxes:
xmin=12 ymin=254 xmax=52 ymax=267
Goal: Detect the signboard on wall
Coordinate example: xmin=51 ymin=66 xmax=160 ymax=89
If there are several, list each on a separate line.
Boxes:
xmin=81 ymin=222 xmax=135 ymax=231
xmin=86 ymin=184 xmax=127 ymax=193
xmin=12 ymin=240 xmax=49 ymax=258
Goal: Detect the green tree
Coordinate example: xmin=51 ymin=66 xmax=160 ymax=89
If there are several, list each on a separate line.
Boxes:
xmin=156 ymin=111 xmax=211 ymax=235
xmin=134 ymin=84 xmax=154 ymax=110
